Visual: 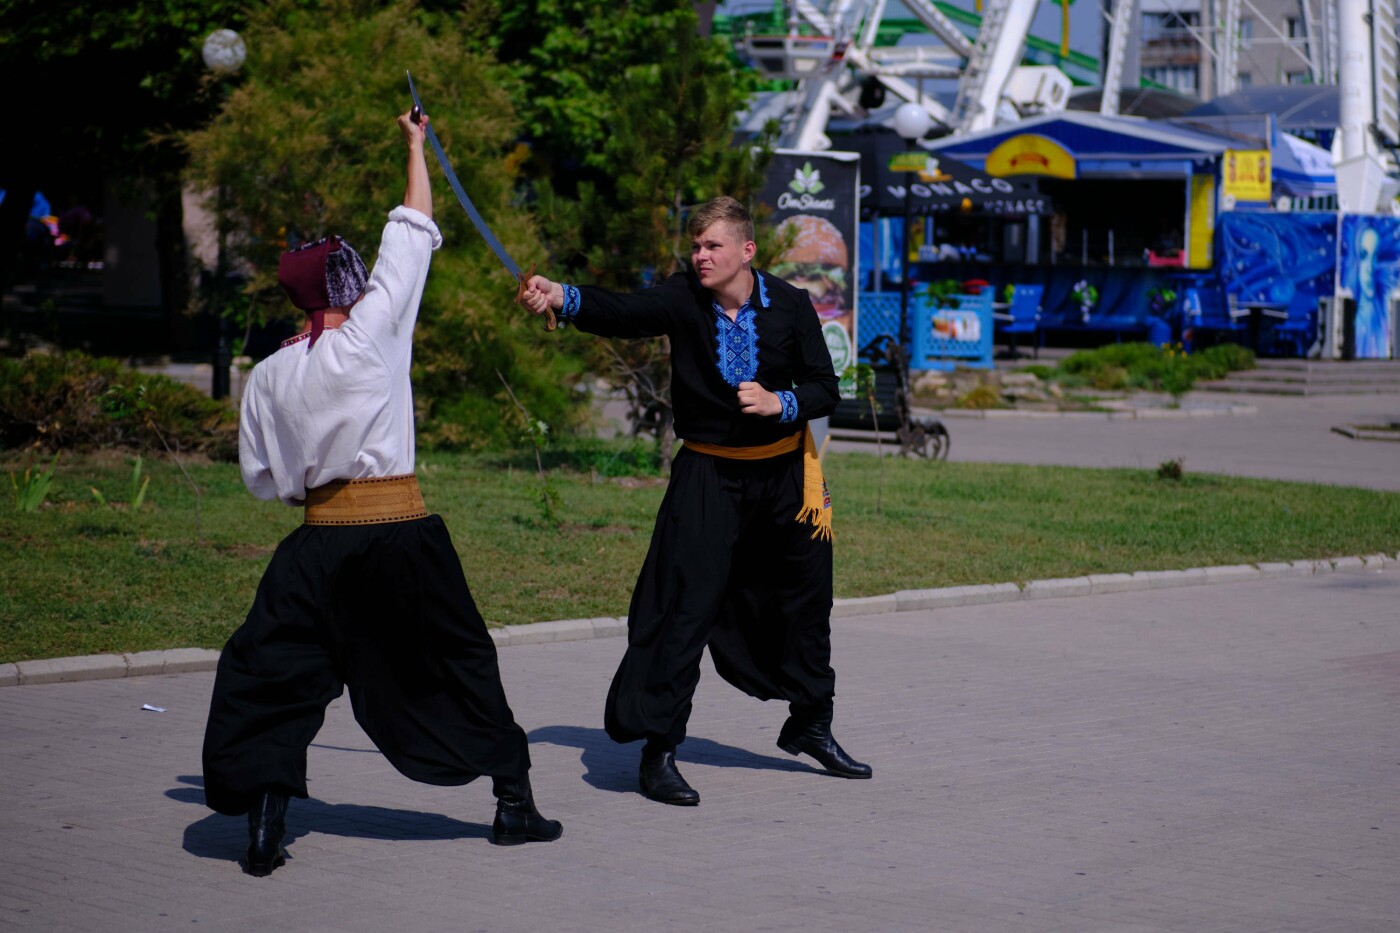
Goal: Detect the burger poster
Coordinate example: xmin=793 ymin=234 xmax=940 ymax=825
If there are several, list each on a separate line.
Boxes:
xmin=759 ymin=149 xmax=861 ymax=398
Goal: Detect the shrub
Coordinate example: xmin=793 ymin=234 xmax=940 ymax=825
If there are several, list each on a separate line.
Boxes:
xmin=1055 ymin=341 xmax=1255 ymax=397
xmin=1015 ymin=364 xmax=1056 ymax=380
xmin=955 ymin=384 xmax=1003 ymax=409
xmin=0 ymin=351 xmax=238 ymax=460
xmin=1195 ymin=343 xmax=1256 ymax=377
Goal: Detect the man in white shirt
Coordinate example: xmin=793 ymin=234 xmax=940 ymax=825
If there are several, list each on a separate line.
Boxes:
xmin=202 ymin=110 xmax=561 ymax=877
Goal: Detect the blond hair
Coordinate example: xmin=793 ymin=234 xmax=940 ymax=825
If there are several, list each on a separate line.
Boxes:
xmin=686 ymin=196 xmax=754 ymax=243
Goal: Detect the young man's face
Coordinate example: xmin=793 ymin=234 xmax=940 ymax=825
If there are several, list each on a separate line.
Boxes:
xmin=691 ymin=222 xmax=756 ymax=294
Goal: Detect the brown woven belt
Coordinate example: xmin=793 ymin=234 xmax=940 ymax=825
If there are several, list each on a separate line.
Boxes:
xmin=303 ymin=473 xmax=428 ymax=526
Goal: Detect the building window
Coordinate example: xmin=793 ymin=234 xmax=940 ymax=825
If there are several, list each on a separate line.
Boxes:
xmin=1238 ymin=72 xmax=1253 ymax=87
xmin=1239 ymin=18 xmax=1253 ymax=46
xmin=1286 ymin=71 xmax=1309 ymax=84
xmin=1285 ymin=17 xmax=1302 ymax=38
xmin=1143 ymin=64 xmax=1200 ymax=95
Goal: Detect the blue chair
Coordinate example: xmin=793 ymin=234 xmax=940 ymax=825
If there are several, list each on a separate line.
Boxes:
xmin=993 ymin=284 xmax=1043 ymax=359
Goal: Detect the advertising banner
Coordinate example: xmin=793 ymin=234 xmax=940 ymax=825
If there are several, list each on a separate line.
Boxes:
xmin=1337 ymin=214 xmax=1400 ymax=359
xmin=1222 ymin=149 xmax=1272 ymax=203
xmin=759 ymin=149 xmax=861 ymax=397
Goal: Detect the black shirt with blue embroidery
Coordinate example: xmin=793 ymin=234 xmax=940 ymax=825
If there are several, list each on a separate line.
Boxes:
xmin=559 ymin=269 xmax=839 ymax=447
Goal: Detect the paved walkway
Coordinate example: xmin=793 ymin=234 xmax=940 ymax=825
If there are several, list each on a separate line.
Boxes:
xmin=915 ymin=391 xmax=1400 ymax=491
xmin=2 ymin=566 xmax=1398 ymax=932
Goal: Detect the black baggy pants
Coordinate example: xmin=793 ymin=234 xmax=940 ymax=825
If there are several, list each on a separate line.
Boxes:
xmin=604 ymin=446 xmax=836 ymax=749
xmin=202 ymin=515 xmax=529 ymax=816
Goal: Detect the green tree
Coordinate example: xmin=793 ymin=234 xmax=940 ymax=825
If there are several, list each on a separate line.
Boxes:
xmin=495 ymin=1 xmax=774 ymax=455
xmin=182 ymin=0 xmax=587 ymax=448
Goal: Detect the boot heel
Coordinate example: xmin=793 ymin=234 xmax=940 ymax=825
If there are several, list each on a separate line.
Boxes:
xmin=246 ymin=852 xmax=285 ymax=876
xmin=778 ymin=741 xmax=800 ymax=756
xmin=491 ymin=832 xmax=527 ymax=847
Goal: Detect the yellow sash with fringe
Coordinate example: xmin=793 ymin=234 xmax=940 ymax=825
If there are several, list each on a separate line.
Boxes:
xmin=683 ymin=428 xmax=833 ymax=541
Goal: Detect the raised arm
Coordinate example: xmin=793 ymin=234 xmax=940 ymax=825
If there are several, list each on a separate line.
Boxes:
xmin=398 ymin=110 xmax=432 ymax=219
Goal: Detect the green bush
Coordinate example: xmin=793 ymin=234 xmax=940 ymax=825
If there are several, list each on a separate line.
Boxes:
xmin=955 ymin=384 xmax=1004 ymax=409
xmin=1014 ymin=364 xmax=1056 ymax=380
xmin=1055 ymin=342 xmax=1255 ymax=396
xmin=0 ymin=351 xmax=238 ymax=460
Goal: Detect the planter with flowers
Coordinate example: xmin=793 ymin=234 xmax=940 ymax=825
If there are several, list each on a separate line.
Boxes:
xmin=1071 ymin=280 xmax=1099 ymax=323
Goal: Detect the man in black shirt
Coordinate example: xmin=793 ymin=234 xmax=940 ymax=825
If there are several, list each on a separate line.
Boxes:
xmin=521 ymin=197 xmax=871 ymax=805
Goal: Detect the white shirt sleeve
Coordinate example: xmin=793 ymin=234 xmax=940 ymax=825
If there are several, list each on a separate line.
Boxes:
xmin=339 ymin=205 xmax=443 ymax=375
xmin=238 ymin=366 xmax=279 ymax=501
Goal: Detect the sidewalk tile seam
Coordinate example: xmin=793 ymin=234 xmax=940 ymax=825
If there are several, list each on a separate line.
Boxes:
xmin=1 ymin=553 xmax=1390 ymax=686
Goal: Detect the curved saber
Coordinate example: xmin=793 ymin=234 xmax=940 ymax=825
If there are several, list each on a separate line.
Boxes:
xmin=406 ymin=70 xmax=554 ymax=329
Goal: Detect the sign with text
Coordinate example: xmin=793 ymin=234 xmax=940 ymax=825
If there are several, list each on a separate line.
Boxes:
xmin=760 ymin=149 xmax=861 ymax=397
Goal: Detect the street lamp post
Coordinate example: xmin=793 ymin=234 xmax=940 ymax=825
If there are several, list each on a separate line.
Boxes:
xmin=892 ymin=102 xmax=933 ymax=351
xmin=201 ymin=29 xmax=245 ymax=401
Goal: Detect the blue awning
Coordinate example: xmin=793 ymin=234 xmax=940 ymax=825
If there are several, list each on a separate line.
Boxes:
xmin=923 ymin=111 xmax=1233 ymax=178
xmin=1271 ymin=130 xmax=1336 ymax=197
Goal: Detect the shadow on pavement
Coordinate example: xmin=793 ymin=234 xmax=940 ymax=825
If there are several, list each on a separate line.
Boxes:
xmin=167 ymin=775 xmax=492 ymax=866
xmin=527 ymin=724 xmax=815 ymax=795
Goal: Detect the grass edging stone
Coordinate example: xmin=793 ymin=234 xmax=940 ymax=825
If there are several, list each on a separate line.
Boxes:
xmin=3 ymin=552 xmax=1394 ymax=687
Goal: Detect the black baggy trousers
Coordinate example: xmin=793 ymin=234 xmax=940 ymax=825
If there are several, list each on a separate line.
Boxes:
xmin=604 ymin=445 xmax=836 ymax=749
xmin=202 ymin=515 xmax=529 ymax=816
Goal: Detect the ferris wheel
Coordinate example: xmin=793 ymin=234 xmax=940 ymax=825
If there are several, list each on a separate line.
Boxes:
xmin=731 ymin=0 xmax=1070 ymax=149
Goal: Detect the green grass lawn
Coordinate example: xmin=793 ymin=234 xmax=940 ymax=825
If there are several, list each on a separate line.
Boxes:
xmin=3 ymin=450 xmax=1398 ymax=663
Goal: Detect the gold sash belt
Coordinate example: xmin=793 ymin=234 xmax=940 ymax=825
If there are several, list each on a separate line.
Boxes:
xmin=683 ymin=429 xmax=832 ymax=541
xmin=304 ymin=473 xmax=428 ymax=526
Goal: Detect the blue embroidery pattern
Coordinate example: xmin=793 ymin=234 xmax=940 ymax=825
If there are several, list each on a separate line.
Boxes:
xmin=756 ymin=272 xmax=771 ymax=308
xmin=559 ymin=284 xmax=581 ymax=322
xmin=713 ymin=300 xmax=759 ymax=387
xmin=776 ymin=390 xmax=798 ymax=423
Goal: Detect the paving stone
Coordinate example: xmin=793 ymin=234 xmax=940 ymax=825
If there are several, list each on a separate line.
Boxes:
xmin=1130 ymin=568 xmax=1209 ymax=589
xmin=1202 ymin=564 xmax=1263 ymax=584
xmin=123 ymin=651 xmax=167 ymax=677
xmin=895 ymin=582 xmax=1020 ymax=611
xmin=1086 ymin=573 xmax=1138 ymax=594
xmin=1254 ymin=561 xmax=1299 ymax=578
xmin=0 ymin=663 xmax=17 ymax=687
xmin=160 ymin=648 xmax=221 ymax=674
xmin=488 ymin=626 xmax=511 ymax=647
xmin=503 ymin=618 xmax=596 ymax=645
xmin=15 ymin=654 xmax=126 ymax=685
xmin=831 ymin=594 xmax=897 ymax=618
xmin=1363 ymin=553 xmax=1390 ymax=570
xmin=589 ymin=617 xmax=628 ymax=639
xmin=1022 ymin=576 xmax=1094 ymax=599
xmin=1331 ymin=556 xmax=1367 ymax=572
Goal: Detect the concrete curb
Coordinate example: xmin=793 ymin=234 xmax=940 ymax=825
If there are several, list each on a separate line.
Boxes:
xmin=2 ymin=551 xmax=1394 ymax=686
xmin=934 ymin=403 xmax=1257 ymax=421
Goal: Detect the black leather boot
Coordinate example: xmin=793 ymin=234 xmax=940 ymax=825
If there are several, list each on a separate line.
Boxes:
xmin=639 ymin=744 xmax=700 ymax=806
xmin=491 ymin=774 xmax=563 ymax=846
xmin=245 ymin=790 xmax=289 ymax=877
xmin=777 ymin=718 xmax=873 ymax=779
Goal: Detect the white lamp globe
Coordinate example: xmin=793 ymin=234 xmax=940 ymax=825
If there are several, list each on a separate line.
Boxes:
xmin=893 ymin=102 xmax=933 ymax=140
xmin=202 ymin=29 xmax=246 ymax=73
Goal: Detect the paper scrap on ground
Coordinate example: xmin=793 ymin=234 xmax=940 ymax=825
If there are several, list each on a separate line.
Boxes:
xmin=141 ymin=704 xmax=167 ymax=713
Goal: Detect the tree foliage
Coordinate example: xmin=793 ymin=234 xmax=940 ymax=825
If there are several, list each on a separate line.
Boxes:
xmin=182 ymin=0 xmax=587 ymax=449
xmin=494 ymin=1 xmax=774 ymax=449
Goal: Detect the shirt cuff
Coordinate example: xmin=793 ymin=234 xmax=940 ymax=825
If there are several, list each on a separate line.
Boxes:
xmin=558 ymin=284 xmax=581 ymax=322
xmin=776 ymin=390 xmax=798 ymax=423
